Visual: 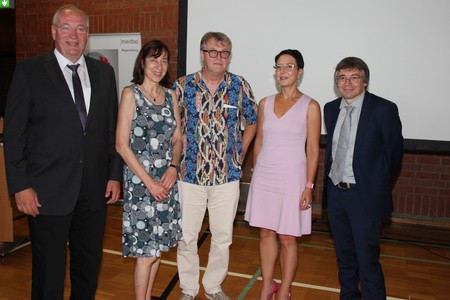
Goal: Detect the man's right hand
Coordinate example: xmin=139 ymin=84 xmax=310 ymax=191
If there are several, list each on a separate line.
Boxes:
xmin=15 ymin=188 xmax=41 ymax=217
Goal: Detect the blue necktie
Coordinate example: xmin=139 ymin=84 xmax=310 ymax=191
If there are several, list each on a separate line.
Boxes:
xmin=67 ymin=64 xmax=87 ymax=129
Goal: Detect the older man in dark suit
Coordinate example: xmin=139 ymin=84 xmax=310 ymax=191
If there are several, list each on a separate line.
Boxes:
xmin=3 ymin=5 xmax=122 ymax=300
xmin=323 ymin=57 xmax=403 ymax=300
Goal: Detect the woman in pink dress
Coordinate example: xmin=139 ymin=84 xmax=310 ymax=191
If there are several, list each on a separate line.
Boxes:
xmin=245 ymin=49 xmax=321 ymax=299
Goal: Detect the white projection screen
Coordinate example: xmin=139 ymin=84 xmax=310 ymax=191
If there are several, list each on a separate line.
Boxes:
xmin=183 ymin=0 xmax=450 ymax=146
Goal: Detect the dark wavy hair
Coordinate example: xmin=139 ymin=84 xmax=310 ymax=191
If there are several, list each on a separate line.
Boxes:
xmin=131 ymin=40 xmax=171 ymax=88
xmin=275 ymin=49 xmax=304 ymax=69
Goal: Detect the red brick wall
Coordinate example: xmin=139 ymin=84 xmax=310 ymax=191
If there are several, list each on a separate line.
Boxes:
xmin=14 ymin=1 xmax=450 ymax=222
xmin=15 ymin=0 xmax=179 ymax=81
xmin=394 ymin=153 xmax=450 ymax=219
xmin=243 ymin=145 xmax=450 ymax=221
xmin=313 ymin=149 xmax=450 ymax=221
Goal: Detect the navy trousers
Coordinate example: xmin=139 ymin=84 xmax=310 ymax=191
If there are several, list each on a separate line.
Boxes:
xmin=327 ymin=181 xmax=386 ymax=300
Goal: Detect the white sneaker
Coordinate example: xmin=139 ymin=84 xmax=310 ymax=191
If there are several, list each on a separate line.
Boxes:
xmin=205 ymin=291 xmax=231 ymax=300
xmin=179 ymin=293 xmax=195 ymax=300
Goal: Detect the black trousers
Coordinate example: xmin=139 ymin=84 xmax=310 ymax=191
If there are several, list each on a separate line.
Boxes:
xmin=28 ymin=177 xmax=107 ymax=300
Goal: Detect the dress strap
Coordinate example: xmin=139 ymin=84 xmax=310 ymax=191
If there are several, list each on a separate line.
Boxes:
xmin=264 ymin=94 xmax=277 ymax=117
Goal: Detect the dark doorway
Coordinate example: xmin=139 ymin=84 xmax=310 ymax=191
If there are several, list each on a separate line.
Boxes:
xmin=0 ymin=8 xmax=16 ymax=117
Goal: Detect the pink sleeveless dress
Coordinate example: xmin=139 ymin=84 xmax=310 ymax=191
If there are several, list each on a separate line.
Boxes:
xmin=245 ymin=94 xmax=312 ymax=236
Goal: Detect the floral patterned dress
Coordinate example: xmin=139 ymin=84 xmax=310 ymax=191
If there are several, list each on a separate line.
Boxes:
xmin=122 ymin=84 xmax=182 ymax=258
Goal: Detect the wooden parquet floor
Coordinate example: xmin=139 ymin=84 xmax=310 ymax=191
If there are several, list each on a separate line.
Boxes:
xmin=1 ymin=203 xmax=450 ymax=300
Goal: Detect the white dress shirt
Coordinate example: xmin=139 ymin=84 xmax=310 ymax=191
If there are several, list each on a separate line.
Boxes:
xmin=54 ymin=49 xmax=91 ymax=113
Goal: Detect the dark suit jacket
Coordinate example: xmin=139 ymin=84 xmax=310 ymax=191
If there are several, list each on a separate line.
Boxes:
xmin=322 ymin=91 xmax=403 ymax=218
xmin=4 ymin=52 xmax=123 ymax=215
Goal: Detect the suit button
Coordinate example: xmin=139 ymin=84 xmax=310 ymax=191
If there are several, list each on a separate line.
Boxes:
xmin=79 ymin=160 xmax=83 ymax=164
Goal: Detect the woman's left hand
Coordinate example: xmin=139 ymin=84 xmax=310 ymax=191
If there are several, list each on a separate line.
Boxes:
xmin=160 ymin=166 xmax=178 ymax=190
xmin=299 ymin=188 xmax=313 ymax=211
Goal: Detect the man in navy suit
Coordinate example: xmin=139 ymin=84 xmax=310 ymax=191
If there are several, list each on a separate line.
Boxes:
xmin=3 ymin=5 xmax=122 ymax=300
xmin=323 ymin=57 xmax=403 ymax=299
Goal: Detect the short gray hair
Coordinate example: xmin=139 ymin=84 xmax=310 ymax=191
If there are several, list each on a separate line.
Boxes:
xmin=52 ymin=5 xmax=89 ymax=28
xmin=200 ymin=32 xmax=232 ymax=50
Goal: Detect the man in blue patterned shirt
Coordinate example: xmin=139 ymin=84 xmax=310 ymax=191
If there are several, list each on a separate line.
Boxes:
xmin=173 ymin=32 xmax=258 ymax=300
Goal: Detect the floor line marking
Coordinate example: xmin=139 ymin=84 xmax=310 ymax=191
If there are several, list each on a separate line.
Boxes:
xmin=102 ymin=247 xmax=402 ymax=299
xmin=231 ymin=233 xmax=450 ymax=266
xmin=236 ymin=267 xmax=261 ymax=300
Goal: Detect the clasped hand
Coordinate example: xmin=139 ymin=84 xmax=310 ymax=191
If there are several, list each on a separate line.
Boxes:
xmin=149 ymin=181 xmax=170 ymax=201
xmin=149 ymin=167 xmax=178 ymax=201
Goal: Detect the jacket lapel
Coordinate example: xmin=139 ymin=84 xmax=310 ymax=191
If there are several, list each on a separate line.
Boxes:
xmin=328 ymin=99 xmax=341 ymax=142
xmin=85 ymin=57 xmax=98 ymax=124
xmin=43 ymin=53 xmax=74 ymax=104
xmin=353 ymin=92 xmax=374 ymax=156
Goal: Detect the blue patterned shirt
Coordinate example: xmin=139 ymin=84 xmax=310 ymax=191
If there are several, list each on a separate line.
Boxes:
xmin=173 ymin=71 xmax=258 ymax=186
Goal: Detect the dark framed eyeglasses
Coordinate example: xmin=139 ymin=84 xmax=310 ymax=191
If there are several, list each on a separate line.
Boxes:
xmin=202 ymin=49 xmax=231 ymax=59
xmin=337 ymin=75 xmax=363 ymax=84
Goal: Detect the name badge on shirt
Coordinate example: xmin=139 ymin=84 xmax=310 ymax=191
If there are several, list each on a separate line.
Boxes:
xmin=223 ymin=104 xmax=237 ymax=109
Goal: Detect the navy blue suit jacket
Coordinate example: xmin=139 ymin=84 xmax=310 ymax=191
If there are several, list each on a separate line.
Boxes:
xmin=4 ymin=52 xmax=123 ymax=215
xmin=323 ymin=91 xmax=403 ymax=218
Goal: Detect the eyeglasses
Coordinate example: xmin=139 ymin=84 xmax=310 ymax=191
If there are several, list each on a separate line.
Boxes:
xmin=337 ymin=75 xmax=363 ymax=84
xmin=202 ymin=49 xmax=231 ymax=59
xmin=53 ymin=24 xmax=88 ymax=35
xmin=273 ymin=63 xmax=298 ymax=71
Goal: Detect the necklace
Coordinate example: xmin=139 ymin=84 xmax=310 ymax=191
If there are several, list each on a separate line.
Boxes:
xmin=140 ymin=84 xmax=162 ymax=102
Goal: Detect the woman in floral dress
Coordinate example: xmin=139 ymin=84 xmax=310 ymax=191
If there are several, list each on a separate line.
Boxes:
xmin=116 ymin=40 xmax=182 ymax=300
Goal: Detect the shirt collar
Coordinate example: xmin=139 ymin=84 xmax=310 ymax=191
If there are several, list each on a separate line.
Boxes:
xmin=196 ymin=70 xmax=231 ymax=90
xmin=339 ymin=90 xmax=365 ymax=110
xmin=54 ymin=49 xmax=86 ymax=71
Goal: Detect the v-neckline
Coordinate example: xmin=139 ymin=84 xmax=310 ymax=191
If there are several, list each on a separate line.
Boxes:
xmin=273 ymin=95 xmax=302 ymax=119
